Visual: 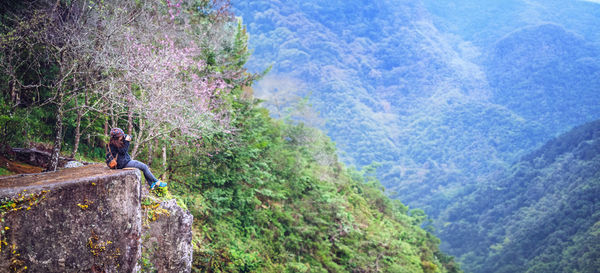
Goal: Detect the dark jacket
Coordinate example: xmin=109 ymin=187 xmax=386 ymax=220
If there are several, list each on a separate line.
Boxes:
xmin=108 ymin=135 xmax=132 ymax=169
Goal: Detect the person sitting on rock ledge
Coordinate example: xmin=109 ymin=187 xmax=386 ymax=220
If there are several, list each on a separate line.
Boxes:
xmin=108 ymin=128 xmax=167 ymax=190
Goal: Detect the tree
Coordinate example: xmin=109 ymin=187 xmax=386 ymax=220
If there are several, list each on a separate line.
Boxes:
xmin=0 ymin=1 xmax=109 ymax=171
xmin=96 ymin=0 xmax=239 ymax=160
xmin=1 ymin=0 xmax=248 ymax=170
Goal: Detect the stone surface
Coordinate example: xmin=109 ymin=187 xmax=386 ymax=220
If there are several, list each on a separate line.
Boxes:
xmin=139 ymin=198 xmax=193 ymax=273
xmin=0 ymin=164 xmax=192 ymax=273
xmin=11 ymin=148 xmax=73 ymax=169
xmin=64 ymin=161 xmax=85 ymax=169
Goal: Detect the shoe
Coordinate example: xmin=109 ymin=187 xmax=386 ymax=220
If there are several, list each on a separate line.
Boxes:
xmin=150 ymin=181 xmax=167 ymax=190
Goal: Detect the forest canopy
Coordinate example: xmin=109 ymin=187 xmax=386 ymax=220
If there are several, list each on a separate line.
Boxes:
xmin=0 ymin=0 xmax=251 ymax=170
xmin=0 ymin=1 xmax=460 ymax=272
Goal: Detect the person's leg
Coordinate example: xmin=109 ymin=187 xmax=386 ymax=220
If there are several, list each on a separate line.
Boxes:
xmin=125 ymin=160 xmax=158 ymax=186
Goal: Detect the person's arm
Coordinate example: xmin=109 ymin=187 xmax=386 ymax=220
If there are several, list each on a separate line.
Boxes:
xmin=119 ymin=136 xmax=130 ymax=155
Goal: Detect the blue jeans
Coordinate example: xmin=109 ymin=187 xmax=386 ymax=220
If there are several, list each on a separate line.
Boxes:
xmin=125 ymin=160 xmax=159 ymax=185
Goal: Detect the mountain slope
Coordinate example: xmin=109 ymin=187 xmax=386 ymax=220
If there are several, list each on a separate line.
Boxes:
xmin=232 ymin=1 xmax=600 ymax=272
xmin=180 ymin=99 xmax=462 ymax=272
xmin=438 ymin=120 xmax=600 ymax=273
xmin=0 ymin=0 xmax=463 ymax=271
xmin=487 ymin=23 xmax=600 ymax=135
xmin=232 ymin=0 xmax=552 ymax=219
xmin=423 ymin=0 xmax=600 ymax=47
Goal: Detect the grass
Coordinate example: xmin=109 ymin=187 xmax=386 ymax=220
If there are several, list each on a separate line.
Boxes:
xmin=0 ymin=167 xmax=15 ymax=176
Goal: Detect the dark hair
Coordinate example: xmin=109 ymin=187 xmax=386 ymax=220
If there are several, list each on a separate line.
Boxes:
xmin=110 ymin=136 xmax=124 ymax=149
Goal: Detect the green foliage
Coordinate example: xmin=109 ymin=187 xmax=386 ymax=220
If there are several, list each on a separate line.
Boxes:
xmin=231 ymin=0 xmax=598 ymax=225
xmin=438 ymin=120 xmax=600 ymax=273
xmin=0 ymin=2 xmax=460 ymax=272
xmin=0 ymin=94 xmax=56 ymax=148
xmin=0 ymin=167 xmax=14 ymax=176
xmin=151 ymin=186 xmax=169 ymax=198
xmin=166 ymin=96 xmax=460 ymax=272
xmin=231 ymin=5 xmax=600 ymax=273
xmin=139 ymin=249 xmax=157 ymax=273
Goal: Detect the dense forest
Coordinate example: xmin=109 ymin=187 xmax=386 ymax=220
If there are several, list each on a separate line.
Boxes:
xmin=2 ymin=0 xmax=599 ymax=272
xmin=233 ymin=1 xmax=600 ymax=272
xmin=0 ymin=0 xmax=460 ymax=272
xmin=438 ymin=120 xmax=600 ymax=273
xmin=232 ymin=0 xmax=600 ymax=225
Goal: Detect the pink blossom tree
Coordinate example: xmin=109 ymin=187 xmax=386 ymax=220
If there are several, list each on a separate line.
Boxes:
xmin=1 ymin=0 xmax=250 ymax=171
xmin=95 ymin=0 xmax=243 ymax=160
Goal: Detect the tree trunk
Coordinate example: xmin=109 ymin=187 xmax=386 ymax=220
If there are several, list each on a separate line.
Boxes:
xmin=109 ymin=103 xmax=117 ymax=128
xmin=127 ymin=108 xmax=133 ymax=136
xmin=127 ymin=83 xmax=134 ymax=134
xmin=131 ymin=119 xmax=142 ymax=159
xmin=102 ymin=118 xmax=109 ymax=148
xmin=47 ymin=92 xmax=64 ymax=172
xmin=131 ymin=141 xmax=139 ymax=160
xmin=161 ymin=144 xmax=167 ymax=180
xmin=10 ymin=80 xmax=17 ymax=105
xmin=147 ymin=140 xmax=154 ymax=166
xmin=72 ymin=81 xmax=90 ymax=158
xmin=70 ymin=109 xmax=83 ymax=158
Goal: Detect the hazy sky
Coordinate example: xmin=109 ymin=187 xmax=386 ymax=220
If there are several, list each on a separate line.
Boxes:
xmin=580 ymin=0 xmax=600 ymax=3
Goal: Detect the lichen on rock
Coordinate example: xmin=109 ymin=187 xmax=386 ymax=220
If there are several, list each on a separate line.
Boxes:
xmin=138 ymin=193 xmax=193 ymax=272
xmin=0 ymin=164 xmax=193 ymax=272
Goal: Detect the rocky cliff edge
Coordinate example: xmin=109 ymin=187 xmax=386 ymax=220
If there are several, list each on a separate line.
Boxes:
xmin=0 ymin=164 xmax=192 ymax=273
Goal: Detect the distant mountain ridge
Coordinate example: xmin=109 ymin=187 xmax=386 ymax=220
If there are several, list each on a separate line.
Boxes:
xmin=438 ymin=119 xmax=600 ymax=273
xmin=487 ymin=23 xmax=600 ymax=135
xmin=233 ymin=0 xmax=600 ymax=214
xmin=233 ymin=1 xmax=600 ymax=271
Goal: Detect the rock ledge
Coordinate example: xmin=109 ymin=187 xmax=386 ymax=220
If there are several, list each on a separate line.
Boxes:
xmin=0 ymin=164 xmax=192 ymax=273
